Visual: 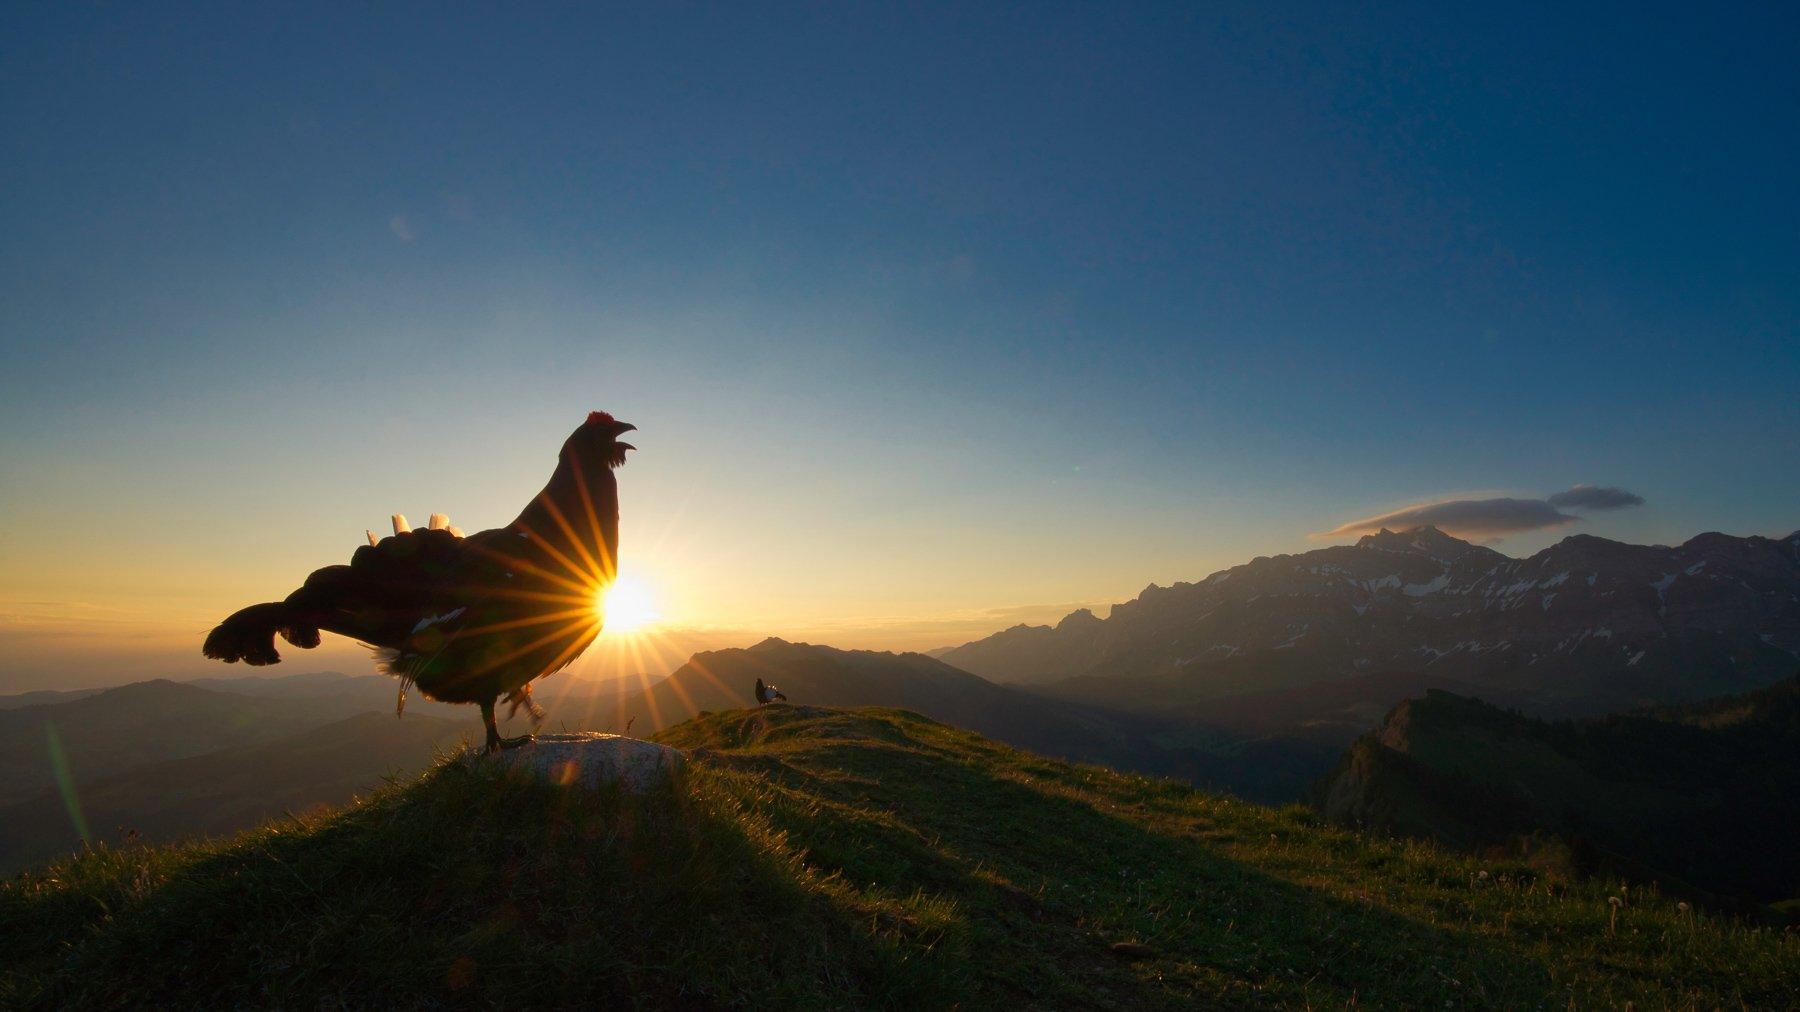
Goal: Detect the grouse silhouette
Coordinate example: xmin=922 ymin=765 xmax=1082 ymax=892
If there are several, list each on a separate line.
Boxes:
xmin=204 ymin=411 xmax=636 ymax=752
xmin=754 ymin=677 xmax=787 ymax=706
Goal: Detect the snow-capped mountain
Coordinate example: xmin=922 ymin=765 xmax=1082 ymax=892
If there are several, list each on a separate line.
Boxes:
xmin=939 ymin=527 xmax=1800 ymax=717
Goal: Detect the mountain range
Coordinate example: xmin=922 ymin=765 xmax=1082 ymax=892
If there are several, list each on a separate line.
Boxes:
xmin=4 ymin=524 xmax=1796 ymax=889
xmin=940 ymin=527 xmax=1800 ymax=722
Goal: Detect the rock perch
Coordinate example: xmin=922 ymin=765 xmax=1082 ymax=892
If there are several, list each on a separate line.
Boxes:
xmin=471 ymin=732 xmax=686 ymax=794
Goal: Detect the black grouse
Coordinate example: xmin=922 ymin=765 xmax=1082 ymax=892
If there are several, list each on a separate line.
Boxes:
xmin=754 ymin=677 xmax=787 ymax=706
xmin=203 ymin=411 xmax=636 ymax=752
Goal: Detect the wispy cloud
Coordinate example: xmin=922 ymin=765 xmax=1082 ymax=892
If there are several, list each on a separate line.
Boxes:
xmin=1318 ymin=484 xmax=1646 ymax=541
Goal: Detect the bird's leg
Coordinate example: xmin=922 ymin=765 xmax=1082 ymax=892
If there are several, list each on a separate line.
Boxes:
xmin=481 ymin=699 xmax=502 ymax=753
xmin=481 ymin=698 xmax=534 ymax=754
xmin=507 ymin=683 xmax=548 ymax=728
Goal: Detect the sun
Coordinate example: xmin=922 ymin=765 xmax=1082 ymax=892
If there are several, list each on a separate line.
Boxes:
xmin=597 ymin=572 xmax=661 ymax=635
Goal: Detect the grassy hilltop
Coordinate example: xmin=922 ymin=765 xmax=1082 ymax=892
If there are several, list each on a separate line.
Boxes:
xmin=3 ymin=706 xmax=1795 ymax=1008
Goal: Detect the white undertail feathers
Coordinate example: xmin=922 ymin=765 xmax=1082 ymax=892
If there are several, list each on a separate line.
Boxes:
xmin=374 ymin=513 xmax=464 ymax=544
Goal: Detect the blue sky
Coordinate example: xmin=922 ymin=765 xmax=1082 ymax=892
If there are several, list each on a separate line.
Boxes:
xmin=2 ymin=3 xmax=1796 ymax=688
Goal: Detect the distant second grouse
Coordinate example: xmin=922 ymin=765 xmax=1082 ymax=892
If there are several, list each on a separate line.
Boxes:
xmin=203 ymin=411 xmax=637 ymax=752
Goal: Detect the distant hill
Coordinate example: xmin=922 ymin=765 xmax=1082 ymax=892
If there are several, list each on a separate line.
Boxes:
xmin=584 ymin=637 xmax=1339 ymax=802
xmin=1312 ymin=674 xmax=1800 ymax=908
xmin=0 ymin=687 xmax=105 ymax=710
xmin=2 ymin=706 xmax=1791 ymax=1007
xmin=1165 ymin=668 xmax=1531 ymax=744
xmin=175 ymin=670 xmax=668 ymax=734
xmin=182 ymin=670 xmax=369 ymax=697
xmin=942 ymin=527 xmax=1800 ymax=723
xmin=0 ymin=681 xmax=386 ymax=807
xmin=596 ymin=636 xmax=1168 ymax=760
xmin=0 ymin=711 xmax=466 ymax=873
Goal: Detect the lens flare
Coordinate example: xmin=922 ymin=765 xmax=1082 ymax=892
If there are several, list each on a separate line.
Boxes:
xmin=598 ymin=573 xmax=660 ymax=634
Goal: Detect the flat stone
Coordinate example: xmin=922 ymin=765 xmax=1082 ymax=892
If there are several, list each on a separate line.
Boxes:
xmin=471 ymin=732 xmax=686 ymax=795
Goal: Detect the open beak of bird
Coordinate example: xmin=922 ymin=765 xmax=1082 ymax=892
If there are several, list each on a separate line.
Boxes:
xmin=615 ymin=423 xmax=636 ymax=454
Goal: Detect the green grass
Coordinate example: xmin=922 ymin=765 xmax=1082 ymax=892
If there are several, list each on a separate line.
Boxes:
xmin=3 ymin=705 xmax=1795 ymax=1007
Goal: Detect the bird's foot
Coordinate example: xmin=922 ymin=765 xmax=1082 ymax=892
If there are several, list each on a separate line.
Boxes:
xmin=483 ymin=732 xmax=536 ymax=754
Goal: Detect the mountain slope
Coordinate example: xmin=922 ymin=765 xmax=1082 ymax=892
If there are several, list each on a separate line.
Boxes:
xmin=609 ymin=636 xmax=1146 ymax=746
xmin=181 ymin=670 xmax=369 ymax=697
xmin=0 ymin=680 xmax=391 ymax=806
xmin=0 ymin=711 xmax=466 ymax=874
xmin=0 ymin=687 xmax=105 ymax=710
xmin=185 ymin=669 xmax=666 ymax=711
xmin=593 ymin=637 xmax=1339 ymax=801
xmin=1312 ymin=675 xmax=1800 ymax=906
xmin=2 ymin=706 xmax=1792 ymax=1007
xmin=943 ymin=527 xmax=1800 ymax=719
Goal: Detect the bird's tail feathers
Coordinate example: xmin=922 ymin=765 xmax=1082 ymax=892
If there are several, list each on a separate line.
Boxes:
xmin=202 ymin=602 xmax=317 ymax=666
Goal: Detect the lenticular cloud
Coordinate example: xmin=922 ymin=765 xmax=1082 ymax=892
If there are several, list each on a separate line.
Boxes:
xmin=1319 ymin=485 xmax=1645 ymax=540
xmin=1545 ymin=485 xmax=1646 ymax=511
